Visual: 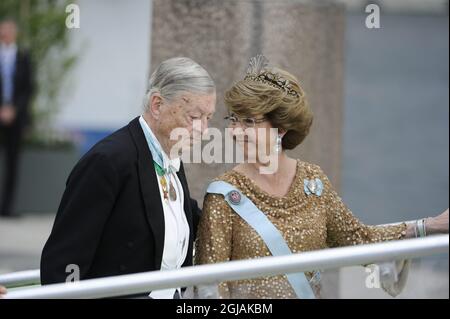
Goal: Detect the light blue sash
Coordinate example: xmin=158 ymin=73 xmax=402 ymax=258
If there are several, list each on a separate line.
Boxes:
xmin=206 ymin=180 xmax=316 ymax=299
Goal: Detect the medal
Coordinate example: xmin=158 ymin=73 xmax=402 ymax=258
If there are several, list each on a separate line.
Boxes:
xmin=159 ymin=176 xmax=169 ymax=200
xmin=154 ymin=161 xmax=177 ymax=202
xmin=155 ymin=161 xmax=169 ymax=201
xmin=227 ymin=190 xmax=242 ymax=205
xmin=169 ymin=181 xmax=177 ymax=201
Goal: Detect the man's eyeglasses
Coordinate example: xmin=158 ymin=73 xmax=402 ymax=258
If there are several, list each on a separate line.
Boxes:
xmin=224 ymin=114 xmax=267 ymax=128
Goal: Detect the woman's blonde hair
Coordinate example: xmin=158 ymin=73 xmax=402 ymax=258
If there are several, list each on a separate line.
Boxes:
xmin=224 ymin=67 xmax=313 ymax=150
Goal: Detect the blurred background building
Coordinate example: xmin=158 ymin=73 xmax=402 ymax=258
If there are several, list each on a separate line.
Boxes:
xmin=0 ymin=0 xmax=448 ymax=298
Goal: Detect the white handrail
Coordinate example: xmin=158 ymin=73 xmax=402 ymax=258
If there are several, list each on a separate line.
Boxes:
xmin=0 ymin=221 xmax=417 ymax=289
xmin=3 ymin=234 xmax=448 ymax=299
xmin=0 ymin=270 xmax=40 ymax=288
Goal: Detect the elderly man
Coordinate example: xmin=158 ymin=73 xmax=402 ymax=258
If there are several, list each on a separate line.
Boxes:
xmin=40 ymin=57 xmax=216 ymax=299
xmin=0 ymin=19 xmax=34 ymax=217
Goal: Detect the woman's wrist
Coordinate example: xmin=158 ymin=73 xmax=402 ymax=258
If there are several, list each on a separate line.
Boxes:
xmin=405 ymin=223 xmax=416 ymax=238
xmin=407 ymin=209 xmax=449 ymax=238
xmin=424 ymin=217 xmax=441 ymax=235
xmin=406 ymin=218 xmax=438 ymax=238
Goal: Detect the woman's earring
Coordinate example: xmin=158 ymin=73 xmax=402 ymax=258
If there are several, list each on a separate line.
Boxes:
xmin=274 ymin=135 xmax=282 ymax=154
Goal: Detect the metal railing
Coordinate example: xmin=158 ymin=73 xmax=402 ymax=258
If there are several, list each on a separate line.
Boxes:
xmin=0 ymin=220 xmax=418 ymax=290
xmin=0 ymin=269 xmax=40 ymax=288
xmin=1 ymin=234 xmax=448 ymax=299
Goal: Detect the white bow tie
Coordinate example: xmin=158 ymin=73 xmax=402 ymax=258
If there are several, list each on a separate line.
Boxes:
xmin=168 ymin=157 xmax=181 ymax=173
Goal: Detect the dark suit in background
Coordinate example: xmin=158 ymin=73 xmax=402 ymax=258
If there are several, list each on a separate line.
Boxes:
xmin=0 ymin=48 xmax=33 ymax=216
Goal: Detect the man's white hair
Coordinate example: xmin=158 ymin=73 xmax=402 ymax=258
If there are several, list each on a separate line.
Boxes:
xmin=144 ymin=57 xmax=215 ymax=110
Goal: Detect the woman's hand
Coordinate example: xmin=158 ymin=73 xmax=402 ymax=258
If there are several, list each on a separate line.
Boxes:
xmin=0 ymin=285 xmax=7 ymax=298
xmin=426 ymin=208 xmax=449 ymax=235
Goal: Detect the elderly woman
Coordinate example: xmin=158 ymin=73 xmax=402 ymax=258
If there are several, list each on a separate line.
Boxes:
xmin=195 ymin=55 xmax=449 ymax=299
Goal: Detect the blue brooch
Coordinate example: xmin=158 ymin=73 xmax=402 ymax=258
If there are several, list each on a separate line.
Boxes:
xmin=304 ymin=178 xmax=323 ymax=196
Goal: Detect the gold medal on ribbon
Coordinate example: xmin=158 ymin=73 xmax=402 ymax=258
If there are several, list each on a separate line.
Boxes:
xmin=169 ymin=180 xmax=177 ymax=201
xmin=159 ymin=176 xmax=169 ymax=200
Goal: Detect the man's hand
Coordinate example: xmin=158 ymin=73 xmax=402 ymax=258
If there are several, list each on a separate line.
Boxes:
xmin=0 ymin=105 xmax=17 ymax=126
xmin=0 ymin=285 xmax=7 ymax=298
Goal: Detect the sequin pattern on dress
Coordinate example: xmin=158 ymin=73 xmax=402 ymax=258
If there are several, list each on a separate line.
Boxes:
xmin=195 ymin=160 xmax=407 ymax=299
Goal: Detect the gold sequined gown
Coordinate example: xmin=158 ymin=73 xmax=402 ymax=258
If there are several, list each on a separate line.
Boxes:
xmin=195 ymin=160 xmax=407 ymax=299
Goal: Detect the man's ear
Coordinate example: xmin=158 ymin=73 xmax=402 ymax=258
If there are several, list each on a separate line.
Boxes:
xmin=149 ymin=94 xmax=163 ymax=119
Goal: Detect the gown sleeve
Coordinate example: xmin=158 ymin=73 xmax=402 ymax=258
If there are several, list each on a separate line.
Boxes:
xmin=312 ymin=165 xmax=408 ymax=248
xmin=195 ymin=193 xmax=234 ymax=298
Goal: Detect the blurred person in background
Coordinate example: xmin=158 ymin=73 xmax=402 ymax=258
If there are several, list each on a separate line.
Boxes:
xmin=0 ymin=18 xmax=34 ymax=217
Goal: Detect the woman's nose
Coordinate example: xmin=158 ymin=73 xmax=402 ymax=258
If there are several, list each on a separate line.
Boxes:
xmin=230 ymin=126 xmax=247 ymax=138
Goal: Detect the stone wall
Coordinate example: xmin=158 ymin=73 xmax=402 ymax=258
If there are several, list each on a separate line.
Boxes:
xmin=151 ymin=0 xmax=345 ymax=298
xmin=151 ymin=0 xmax=345 ymax=204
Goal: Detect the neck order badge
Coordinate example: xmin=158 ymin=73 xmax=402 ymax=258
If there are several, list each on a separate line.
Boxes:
xmin=139 ymin=116 xmax=178 ymax=202
xmin=154 ymin=161 xmax=177 ymax=201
